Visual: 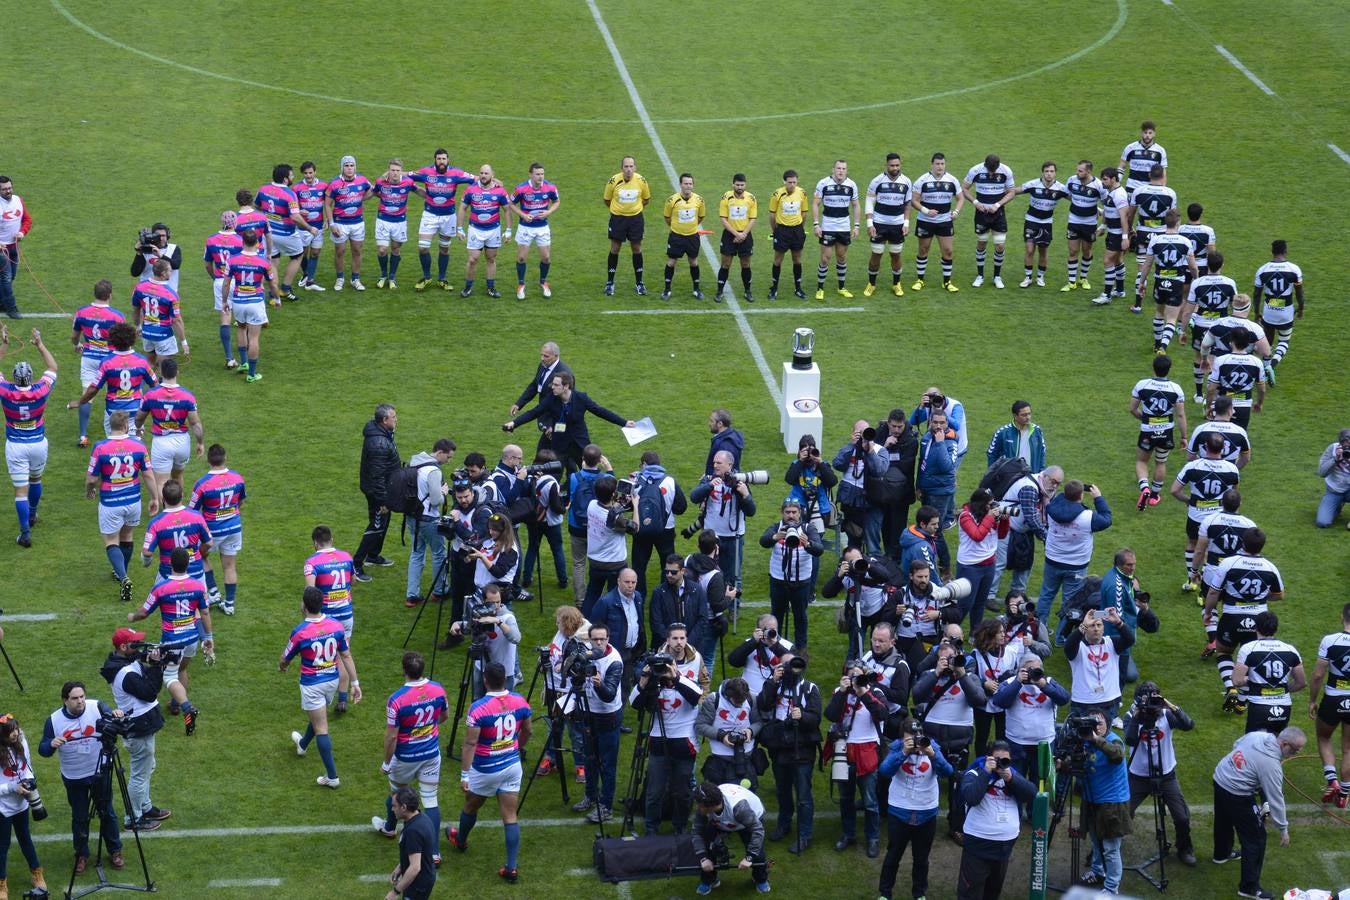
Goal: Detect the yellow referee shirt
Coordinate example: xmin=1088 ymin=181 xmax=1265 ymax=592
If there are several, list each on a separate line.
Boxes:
xmin=769 ymin=186 xmax=808 ymax=226
xmin=719 ymin=191 xmax=758 ymax=232
xmin=604 ymin=173 xmax=650 ymax=216
xmin=664 ymin=192 xmax=706 ymax=236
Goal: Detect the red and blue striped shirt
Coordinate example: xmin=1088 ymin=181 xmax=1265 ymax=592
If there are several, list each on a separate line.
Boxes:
xmin=284 ymin=616 xmax=348 ymax=685
xmin=87 ymin=436 xmax=148 ymax=506
xmin=387 ymin=680 xmax=449 ymax=762
xmin=190 ymin=469 xmax=246 ymax=538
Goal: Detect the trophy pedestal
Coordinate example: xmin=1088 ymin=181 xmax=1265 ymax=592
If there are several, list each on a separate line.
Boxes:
xmin=781 ymin=361 xmax=822 ymax=452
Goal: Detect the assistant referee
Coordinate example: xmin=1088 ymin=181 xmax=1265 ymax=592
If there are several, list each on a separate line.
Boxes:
xmin=768 ymin=170 xmax=808 ymax=300
xmin=602 ymin=156 xmax=651 ymax=296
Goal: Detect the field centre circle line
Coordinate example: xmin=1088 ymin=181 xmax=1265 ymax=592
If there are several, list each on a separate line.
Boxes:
xmin=52 ymin=0 xmax=1126 ymax=127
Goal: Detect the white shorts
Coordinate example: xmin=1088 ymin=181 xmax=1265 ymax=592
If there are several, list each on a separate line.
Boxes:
xmin=466 ymin=227 xmax=501 ymax=251
xmin=98 ymin=502 xmax=141 ymax=535
xmin=305 ymin=228 xmax=324 ymax=250
xmin=389 ymin=754 xmax=442 ymax=790
xmin=418 ymin=210 xmax=458 ymax=238
xmin=301 ymin=680 xmax=339 ymax=711
xmin=465 ymin=762 xmax=522 ymax=796
xmin=271 ymin=231 xmax=306 ymax=258
xmin=6 ymin=439 xmax=48 ymax=486
xmin=330 ymin=221 xmax=366 ymax=244
xmin=81 ymin=357 xmax=103 ymax=388
xmin=338 ymin=616 xmax=353 ymax=640
xmin=212 ymin=278 xmax=227 ymax=312
xmin=375 ymin=220 xmax=408 ymax=245
xmin=1261 ymin=306 xmax=1295 ymax=327
xmin=150 ymin=432 xmax=190 ymax=473
xmin=142 ymin=335 xmax=178 ymax=357
xmin=869 ymin=239 xmax=905 ymax=254
xmin=209 ymin=531 xmax=242 ymax=556
xmin=232 ymin=302 xmax=268 ymax=327
xmin=163 ymin=640 xmax=198 ymax=684
xmin=515 ymin=225 xmax=552 ymax=247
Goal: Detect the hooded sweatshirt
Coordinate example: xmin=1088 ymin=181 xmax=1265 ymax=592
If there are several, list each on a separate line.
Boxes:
xmin=706 ymin=427 xmax=745 ymax=476
xmin=1044 ymin=493 xmax=1112 ymax=567
xmin=1318 ymin=430 xmax=1350 ymax=493
xmin=407 ymin=450 xmax=445 ymax=518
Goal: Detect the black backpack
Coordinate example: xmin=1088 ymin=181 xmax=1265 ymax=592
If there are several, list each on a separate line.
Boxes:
xmin=567 ymin=470 xmax=600 ymax=530
xmin=979 ymin=456 xmax=1032 ymax=501
xmin=864 ymin=464 xmax=906 ymax=507
xmin=634 ymin=476 xmax=667 ymax=536
xmin=385 ymin=461 xmax=439 ymax=517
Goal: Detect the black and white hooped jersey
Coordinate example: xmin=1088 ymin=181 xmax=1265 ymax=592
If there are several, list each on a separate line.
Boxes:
xmin=962 ymin=162 xmax=1015 ymax=206
xmin=1198 ymin=511 xmax=1257 ymax=566
xmin=1188 ymin=420 xmax=1251 ymax=464
xmin=1317 ymin=631 xmax=1350 ymax=696
xmin=913 ymin=172 xmax=963 ymax=224
xmin=814 ymin=177 xmax=859 ymax=232
xmin=1178 ymin=222 xmax=1216 ymax=266
xmin=1121 ymin=140 xmax=1168 ymax=188
xmin=1174 ymin=458 xmax=1241 ymax=522
xmin=1103 ymin=186 xmax=1131 ymax=233
xmin=1131 ymin=377 xmax=1186 ymax=433
xmin=1208 ymin=353 xmax=1266 ymax=406
xmin=1146 ymin=233 xmax=1193 ymax=276
xmin=1212 ymin=553 xmax=1284 ymax=612
xmin=867 ymin=174 xmax=914 ymax=227
xmin=1131 ymin=185 xmax=1177 ymax=232
xmin=1235 ymin=638 xmax=1302 ymax=703
xmin=1189 ymin=274 xmax=1237 ymax=320
xmin=1019 ymin=179 xmax=1069 ymax=222
xmin=1204 ymin=316 xmax=1264 ymax=356
xmin=1065 ymin=177 xmax=1106 ymax=226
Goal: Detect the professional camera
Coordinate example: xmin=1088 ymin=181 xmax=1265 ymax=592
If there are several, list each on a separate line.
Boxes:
xmin=1025 ymin=666 xmax=1045 ymax=683
xmin=1066 ymin=715 xmax=1099 ymax=739
xmin=992 ymin=502 xmax=1020 ymax=518
xmin=560 ymin=638 xmax=604 ymax=681
xmin=940 ymin=635 xmax=965 ymax=654
xmin=94 ymin=713 xmax=131 ymax=741
xmin=642 ymin=652 xmax=675 ymax=683
xmin=1054 ymin=717 xmax=1099 ymax=773
xmin=723 ymin=730 xmax=748 ymax=746
xmin=18 ymin=778 xmax=47 ymax=822
xmin=128 ymin=641 xmax=182 ymax=667
xmin=929 ymin=578 xmax=973 ymax=607
xmin=851 ymin=669 xmax=881 ymax=689
xmin=905 ymin=719 xmax=931 ymax=750
xmin=726 ymin=470 xmax=770 ymax=487
xmin=898 ymin=606 xmax=915 ymax=630
xmin=524 ymin=460 xmax=564 ymax=477
xmin=135 ymin=227 xmax=161 ymax=254
xmin=782 ymin=525 xmax=803 ymax=549
xmin=826 ymin=727 xmax=851 ymax=781
xmin=679 ymin=512 xmax=706 ymax=540
xmin=1135 ymin=689 xmax=1167 ymax=723
xmin=859 ymin=427 xmax=877 ymax=443
xmin=787 ymin=656 xmax=807 ymax=674
xmin=763 ymin=628 xmax=779 ymax=645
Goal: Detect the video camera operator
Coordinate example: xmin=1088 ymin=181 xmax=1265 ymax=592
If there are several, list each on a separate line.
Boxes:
xmin=582 ymin=474 xmax=638 ymax=618
xmin=629 ymin=643 xmax=704 ymax=835
xmin=760 ymin=497 xmax=824 ymax=650
xmin=691 ymin=782 xmax=770 ymax=895
xmin=1070 ymin=710 xmax=1132 ymax=894
xmin=913 ymin=638 xmax=986 ymax=843
xmin=991 ymin=652 xmax=1069 ymax=781
xmin=0 ymin=714 xmax=47 ymax=897
xmin=689 ymin=450 xmax=759 ymax=592
xmin=447 ymin=583 xmax=521 ymax=700
xmin=999 ymin=589 xmax=1051 ymax=659
xmin=877 ymin=715 xmax=954 ymax=900
xmin=785 ymin=433 xmax=837 ymax=595
xmin=100 ymin=627 xmax=170 ymax=831
xmin=826 ymin=547 xmax=901 ymax=661
xmin=825 ymin=659 xmax=890 ymax=857
xmin=729 ymin=615 xmax=795 ymax=699
xmin=541 ymin=606 xmax=589 ymax=782
xmin=1065 ymin=607 xmax=1133 ymax=725
xmin=38 ymin=682 xmax=125 ymax=873
xmin=567 ymin=623 xmax=624 ymax=824
xmin=756 ymin=652 xmax=820 ymax=854
xmin=833 ymin=419 xmax=889 ymax=554
xmin=439 ymin=477 xmax=491 ymax=626
xmin=696 ymin=676 xmax=763 ymax=789
xmin=1122 ymin=680 xmax=1197 ymax=866
xmin=130 ymin=223 xmax=181 ymax=292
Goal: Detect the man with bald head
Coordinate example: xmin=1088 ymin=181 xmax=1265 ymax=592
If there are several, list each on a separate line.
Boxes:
xmin=592 ymin=567 xmax=646 ymax=696
xmin=690 ymin=450 xmax=758 ymax=592
xmin=832 ymin=420 xmax=889 ymax=554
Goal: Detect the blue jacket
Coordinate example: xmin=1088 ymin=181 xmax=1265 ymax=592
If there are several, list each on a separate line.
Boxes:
xmin=706 ymin=428 xmax=744 ymax=476
xmin=910 ymin=399 xmax=967 ymax=458
xmin=1045 ymin=494 xmax=1113 ymax=533
xmin=916 ymin=430 xmax=958 ymax=495
xmin=1082 ymin=733 xmax=1130 ymax=804
xmin=898 ymin=525 xmax=944 ymax=585
xmin=990 ymin=674 xmax=1071 ymax=710
xmin=592 ymin=588 xmax=646 ymax=656
xmin=879 ymin=737 xmax=955 ymax=819
xmin=1098 ymin=566 xmax=1159 ymax=648
xmin=832 ymin=442 xmax=889 ymax=509
xmin=986 ymin=422 xmax=1046 ymax=472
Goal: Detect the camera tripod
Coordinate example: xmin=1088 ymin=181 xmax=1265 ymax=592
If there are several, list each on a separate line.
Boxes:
xmin=619 ymin=680 xmax=671 ymax=835
xmin=444 ymin=634 xmax=486 ymax=762
xmin=518 ymin=649 xmax=574 ymax=812
xmin=401 ymin=549 xmax=454 ymax=682
xmin=0 ymin=608 xmax=25 ymax=691
xmin=1123 ymin=730 xmax=1170 ymax=892
xmin=1046 ymin=761 xmax=1087 ymax=894
xmin=65 ymin=737 xmax=154 ymax=899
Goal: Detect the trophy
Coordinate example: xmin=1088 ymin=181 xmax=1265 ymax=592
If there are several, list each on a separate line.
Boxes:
xmin=791 ymin=328 xmax=815 ymax=370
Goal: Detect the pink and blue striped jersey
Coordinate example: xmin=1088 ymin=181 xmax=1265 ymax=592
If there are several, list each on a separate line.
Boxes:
xmin=223 ymin=252 xmax=275 ymax=305
xmin=294 ymin=179 xmax=327 ymax=228
xmin=138 ymin=384 xmax=196 ymax=436
xmin=203 ymin=231 xmax=244 ymax=280
xmin=139 ymin=574 xmax=207 ymax=647
xmin=255 ymin=183 xmax=300 ymax=237
xmin=234 ymin=209 xmax=271 ymax=247
xmin=327 ymin=175 xmax=373 ymax=225
xmin=0 ymin=372 xmax=56 ymax=443
xmin=72 ymin=305 xmax=126 ymax=362
xmin=284 ymin=616 xmax=348 ymax=685
xmin=130 ymin=279 xmax=181 ymax=343
xmin=87 ymin=436 xmax=148 ymax=507
xmin=513 ymin=181 xmax=559 ymax=227
xmin=94 ymin=351 xmax=156 ymax=413
xmin=141 ymin=507 xmax=212 ymax=578
xmin=409 ymin=165 xmax=476 ymax=216
xmin=373 ymin=177 xmax=416 ymax=222
xmin=190 ymin=470 xmax=246 ymax=538
xmin=387 ymin=680 xmax=449 ymax=762
xmin=462 ymin=184 xmax=510 ymax=231
xmin=304 ymin=548 xmax=354 ymax=621
xmin=467 ymin=691 xmax=531 ymax=773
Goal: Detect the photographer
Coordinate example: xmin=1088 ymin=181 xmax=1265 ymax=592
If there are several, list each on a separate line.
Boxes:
xmin=520 ymin=449 xmax=569 ymax=597
xmin=592 ymin=568 xmax=645 ymax=699
xmin=39 ymin=682 xmax=125 ymax=873
xmin=126 ymin=547 xmax=212 ymax=736
xmin=729 ymin=615 xmax=795 ymax=699
xmin=969 ymin=620 xmax=1018 ymax=754
xmin=689 ymin=451 xmax=759 ymax=591
xmin=1000 ymin=590 xmax=1051 ymax=659
xmin=1233 ymin=611 xmax=1305 ymax=734
xmin=403 ymin=438 xmax=456 ymax=608
xmin=1212 ymin=726 xmax=1305 ymax=900
xmin=859 ymin=623 xmax=911 ymax=730
xmin=448 ymin=583 xmax=522 ymax=699
xmin=895 ymin=559 xmax=947 ymax=670
xmin=649 ymin=555 xmax=713 ymax=665
xmin=756 ymin=652 xmax=820 ymax=854
xmin=990 ymin=466 xmax=1061 ymax=603
xmin=877 ymin=716 xmax=954 ymax=900
xmin=957 ymin=489 xmax=1003 ymax=627
xmin=100 ymin=627 xmax=170 ymax=829
xmin=784 ymin=433 xmax=838 ymax=584
xmin=1099 ymin=549 xmax=1159 ymax=686
xmin=571 ymin=623 xmax=623 ymax=824
xmin=0 ymin=715 xmax=46 ymax=897
xmin=1065 ymin=608 xmax=1133 ymax=724
xmin=825 ymin=660 xmax=890 ymax=857
xmin=696 ymin=677 xmax=763 ymax=788
xmin=441 ymin=479 xmax=490 ymax=625
xmin=582 ymin=475 xmax=637 ymax=618
xmin=468 ymin=513 xmax=520 ymax=599
xmin=684 ymin=530 xmax=737 ymax=654
xmin=991 ymin=652 xmax=1069 ymax=778
xmin=1123 ymin=681 xmax=1197 ymax=866
xmin=629 ymin=643 xmax=704 ymax=835
xmin=541 ymin=606 xmax=589 ymax=781
xmin=629 ymin=451 xmax=687 ymax=600
xmin=1074 ymin=710 xmax=1132 ymax=894
xmin=565 ymin=444 xmax=611 ymax=606
xmin=690 ymin=782 xmax=770 ymax=895
xmin=825 ymin=547 xmax=900 ymax=661
xmin=876 ymin=410 xmax=919 ymax=563
xmin=915 ymin=408 xmax=959 ymax=573
xmin=1315 ymin=428 xmax=1350 ymax=527
xmin=832 ymin=419 xmax=889 ymax=554
xmin=760 ymin=497 xmax=824 ymax=649
xmin=913 ymin=639 xmax=986 ymax=842
xmin=130 ymin=223 xmax=181 ymax=292
xmin=1036 ymin=479 xmax=1112 ymax=625
xmin=957 ymin=740 xmax=1035 ymax=900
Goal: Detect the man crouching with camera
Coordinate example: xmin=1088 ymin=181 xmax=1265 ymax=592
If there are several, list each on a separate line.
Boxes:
xmin=100 ymin=628 xmax=170 ymax=831
xmin=690 ymin=782 xmax=770 ymax=895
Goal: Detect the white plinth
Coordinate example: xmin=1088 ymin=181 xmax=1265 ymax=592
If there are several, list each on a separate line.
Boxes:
xmin=780 ymin=362 xmax=821 ymax=433
xmin=784 ymin=406 xmax=824 ymax=453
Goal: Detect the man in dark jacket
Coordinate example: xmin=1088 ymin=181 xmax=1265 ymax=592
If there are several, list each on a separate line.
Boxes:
xmin=876 ymin=409 xmax=918 ymax=562
xmin=354 ymin=404 xmax=400 ymax=579
xmin=504 ymin=371 xmax=632 ymax=470
xmin=101 ymin=627 xmax=170 ymax=830
xmin=756 ymin=653 xmax=821 ymax=854
xmin=649 ymin=554 xmax=712 ymax=661
xmin=592 ymin=569 xmax=646 ymax=696
xmin=705 ymin=408 xmax=744 ymax=476
xmin=508 ymin=340 xmax=572 ymax=452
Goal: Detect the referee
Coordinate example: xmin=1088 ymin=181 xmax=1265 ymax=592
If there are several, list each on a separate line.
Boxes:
xmin=662 ymin=174 xmax=706 ymax=301
xmin=767 ymin=170 xmax=809 ymax=300
xmin=716 ymin=174 xmax=757 ymax=303
xmin=602 ymin=156 xmax=651 ymax=296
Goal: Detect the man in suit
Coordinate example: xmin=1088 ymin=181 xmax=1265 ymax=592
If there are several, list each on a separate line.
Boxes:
xmin=592 ymin=567 xmax=646 ymax=700
xmin=504 ymin=371 xmax=633 ymax=470
xmin=508 ymin=341 xmax=572 ymax=454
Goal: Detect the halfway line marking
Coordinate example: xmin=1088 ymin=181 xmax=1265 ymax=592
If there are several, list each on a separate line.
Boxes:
xmin=358 ymin=874 xmax=391 ymax=883
xmin=601 ymin=306 xmax=865 ymax=316
xmin=16 ymin=313 xmax=69 ymax=319
xmin=2 ymin=613 xmax=57 ymax=622
xmin=209 ymin=878 xmax=282 ymax=888
xmin=1328 ymin=144 xmax=1350 ymax=167
xmin=585 ymin=0 xmax=782 ymax=410
xmin=1214 ymin=45 xmax=1277 ymax=96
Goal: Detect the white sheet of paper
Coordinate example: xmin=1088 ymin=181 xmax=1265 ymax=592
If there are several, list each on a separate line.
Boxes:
xmin=622 ymin=417 xmax=657 ymax=446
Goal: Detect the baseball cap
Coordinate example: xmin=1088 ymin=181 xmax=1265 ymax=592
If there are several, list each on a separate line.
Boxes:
xmin=220 ymin=210 xmax=237 ymax=229
xmin=112 ymin=627 xmax=145 ymax=648
xmin=340 ymin=154 xmax=356 ymax=167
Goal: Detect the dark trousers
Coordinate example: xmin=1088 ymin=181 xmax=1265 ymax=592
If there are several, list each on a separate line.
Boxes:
xmin=957 ymin=846 xmax=1011 ymax=900
xmin=769 ymin=577 xmax=812 ymax=649
xmin=879 ymin=814 xmax=937 ymax=899
xmin=1212 ymin=780 xmax=1266 ymax=892
xmin=0 ymin=246 xmax=16 ymax=314
xmin=631 ymin=530 xmax=675 ymax=600
xmin=882 ymin=502 xmax=912 ymax=561
xmin=699 ymin=827 xmax=768 ymax=886
xmin=583 ymin=715 xmax=622 ymax=808
xmin=1128 ymin=770 xmax=1192 ymax=852
xmin=644 ymin=752 xmax=694 ymax=835
xmin=770 ymin=757 xmax=815 ymax=840
xmin=922 ymin=722 xmax=973 ymax=835
xmin=64 ymin=773 xmax=123 ymax=857
xmin=449 ymin=555 xmax=475 ymax=622
xmin=522 ymin=521 xmax=567 ymax=587
xmin=0 ymin=808 xmax=40 ymax=880
xmin=702 ymin=751 xmax=758 ymax=792
xmin=583 ymin=560 xmax=623 ymax=619
xmin=353 ymin=493 xmax=390 ymax=571
xmin=717 ymin=535 xmax=743 ymax=588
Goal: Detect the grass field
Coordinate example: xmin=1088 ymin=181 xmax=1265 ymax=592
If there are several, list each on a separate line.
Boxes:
xmin=2 ymin=1 xmax=1349 ymax=898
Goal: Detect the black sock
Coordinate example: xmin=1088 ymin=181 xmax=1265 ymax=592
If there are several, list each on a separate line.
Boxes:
xmin=868 ymin=267 xmax=879 ymax=286
xmin=717 ymin=266 xmax=729 ymax=293
xmin=770 ymin=264 xmax=781 ymax=290
xmin=740 ymin=267 xmax=751 ymax=290
xmin=792 ymin=263 xmax=802 ymax=288
xmin=633 ymin=252 xmax=644 ymax=284
xmin=690 ymin=264 xmax=700 ymax=291
xmin=663 ymin=264 xmax=674 ymax=291
xmin=606 ymin=252 xmax=618 ymax=282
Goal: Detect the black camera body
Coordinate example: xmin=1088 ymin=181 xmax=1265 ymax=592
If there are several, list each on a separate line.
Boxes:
xmin=18 ymin=778 xmax=47 ymax=822
xmin=782 ymin=525 xmax=804 ymax=549
xmin=905 ymin=719 xmax=931 ymax=750
xmin=136 ymin=227 xmax=161 ymax=254
xmin=128 ymin=641 xmax=181 ymax=667
xmin=1025 ymin=666 xmax=1045 ymax=683
xmin=642 ymin=652 xmax=675 ymax=684
xmin=679 ymin=512 xmax=706 ymax=540
xmin=561 ymin=637 xmax=604 ymax=682
xmin=851 ymin=668 xmax=881 ymax=689
xmin=1066 ymin=714 xmax=1099 ymax=738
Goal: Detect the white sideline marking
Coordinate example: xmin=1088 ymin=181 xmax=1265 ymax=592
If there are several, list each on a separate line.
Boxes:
xmin=585 ymin=0 xmax=783 ymax=411
xmin=601 ymin=307 xmax=865 ymax=317
xmin=1318 ymin=850 xmax=1350 ymax=884
xmin=208 ymin=878 xmax=281 ymax=888
xmin=1160 ymin=0 xmax=1173 ymax=6
xmin=1214 ymin=45 xmax=1277 ymax=96
xmin=2 ymin=613 xmax=57 ymax=622
xmin=358 ymin=873 xmax=390 ymax=883
xmin=740 ymin=599 xmax=843 ymax=610
xmin=1328 ymin=143 xmax=1350 ymax=167
xmin=15 ymin=313 xmax=69 ymax=319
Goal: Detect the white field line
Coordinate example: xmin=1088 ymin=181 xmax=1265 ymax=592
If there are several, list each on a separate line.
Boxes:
xmin=601 ymin=307 xmax=865 ymax=316
xmin=2 ymin=613 xmax=57 ymax=622
xmin=1328 ymin=144 xmax=1350 ymax=167
xmin=208 ymin=878 xmax=282 ymax=888
xmin=14 ymin=313 xmax=69 ymax=319
xmin=1214 ymin=45 xmax=1278 ymax=96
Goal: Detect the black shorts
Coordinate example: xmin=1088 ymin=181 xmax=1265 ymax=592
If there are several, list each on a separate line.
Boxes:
xmin=915 ymin=220 xmax=954 ymax=239
xmin=1106 ymin=232 xmax=1125 ymax=252
xmin=1137 ymin=429 xmax=1174 ymax=453
xmin=1185 ymin=517 xmax=1201 ymax=541
xmin=1216 ymin=611 xmax=1260 ymax=649
xmin=666 ymin=232 xmax=700 ymax=259
xmin=1317 ymin=692 xmax=1350 ymax=726
xmin=608 ymin=213 xmax=645 ymax=244
xmin=1245 ymin=701 xmax=1291 ymax=734
xmin=974 ymin=208 xmax=1008 ymax=236
xmin=819 ymin=230 xmax=851 ymax=247
xmin=719 ymin=230 xmax=753 ymax=258
xmin=1133 ymin=231 xmax=1156 ymax=253
xmin=1067 ymin=222 xmax=1098 ymax=243
xmin=870 ymin=223 xmax=906 ymax=247
xmin=1023 ymin=222 xmax=1053 ymax=246
xmin=1231 ymin=405 xmax=1252 ymax=430
xmin=1153 ymin=277 xmax=1185 ymax=307
xmin=1190 ymin=319 xmax=1214 ymax=345
xmin=772 ymin=224 xmax=805 ymax=253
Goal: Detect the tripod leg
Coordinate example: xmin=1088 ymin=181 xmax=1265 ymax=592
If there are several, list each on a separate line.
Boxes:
xmin=0 ymin=641 xmax=24 ymax=692
xmin=446 ymin=653 xmax=474 ymax=761
xmin=428 ymin=591 xmax=448 ymax=682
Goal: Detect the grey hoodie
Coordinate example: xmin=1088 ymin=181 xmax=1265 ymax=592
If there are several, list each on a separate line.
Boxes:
xmin=1212 ymin=731 xmax=1289 ymax=831
xmin=1318 ymin=431 xmax=1350 ymax=493
xmin=408 ymin=451 xmax=445 ymax=518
